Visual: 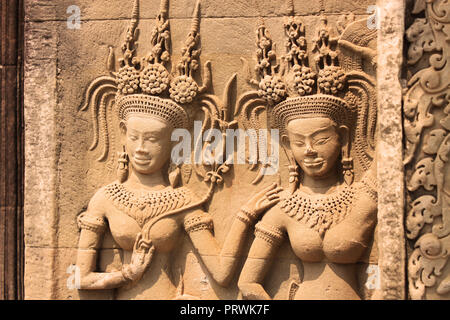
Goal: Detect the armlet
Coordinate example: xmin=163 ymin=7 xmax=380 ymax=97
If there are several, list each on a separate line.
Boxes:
xmin=254 ymin=221 xmax=284 ymax=246
xmin=184 ymin=212 xmax=214 ymax=234
xmin=77 ymin=212 xmax=107 ymax=234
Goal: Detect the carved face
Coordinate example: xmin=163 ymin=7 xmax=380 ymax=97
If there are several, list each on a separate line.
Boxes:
xmin=284 ymin=117 xmax=348 ymax=179
xmin=121 ymin=116 xmax=173 ymax=175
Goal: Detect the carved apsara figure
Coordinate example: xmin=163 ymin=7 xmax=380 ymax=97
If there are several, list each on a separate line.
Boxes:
xmin=76 ymin=0 xmax=281 ymax=299
xmin=237 ymin=9 xmax=378 ymax=300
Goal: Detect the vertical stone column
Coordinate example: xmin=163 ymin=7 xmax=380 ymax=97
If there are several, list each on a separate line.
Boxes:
xmin=376 ymin=0 xmax=406 ymax=300
xmin=0 ymin=0 xmax=24 ymax=300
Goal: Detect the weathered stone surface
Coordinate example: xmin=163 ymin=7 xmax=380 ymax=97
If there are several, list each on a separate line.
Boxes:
xmin=1 ymin=0 xmax=24 ymax=300
xmin=25 ymin=0 xmax=321 ymax=22
xmin=376 ymin=0 xmax=405 ymax=300
xmin=24 ymin=21 xmax=58 ymax=249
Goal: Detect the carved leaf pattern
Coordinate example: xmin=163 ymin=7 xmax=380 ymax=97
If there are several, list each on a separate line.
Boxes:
xmin=412 ymin=0 xmax=427 ymax=14
xmin=423 ymin=129 xmax=447 ymax=154
xmin=408 ymin=234 xmax=448 ymax=299
xmin=406 ymin=18 xmax=438 ymax=65
xmin=405 ymin=0 xmax=450 ymax=300
xmin=408 ymin=158 xmax=437 ymax=192
xmin=406 ymin=195 xmax=440 ymax=239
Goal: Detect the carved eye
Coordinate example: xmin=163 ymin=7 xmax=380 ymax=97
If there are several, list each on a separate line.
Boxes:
xmin=294 ymin=140 xmax=305 ymax=147
xmin=129 ymin=135 xmax=138 ymax=141
xmin=314 ymin=137 xmax=330 ymax=146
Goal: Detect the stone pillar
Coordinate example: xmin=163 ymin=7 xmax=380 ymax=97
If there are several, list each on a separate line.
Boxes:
xmin=0 ymin=0 xmax=24 ymax=300
xmin=376 ymin=0 xmax=406 ymax=300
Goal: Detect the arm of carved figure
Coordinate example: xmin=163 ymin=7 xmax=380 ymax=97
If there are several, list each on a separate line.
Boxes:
xmin=238 ymin=208 xmax=285 ymax=300
xmin=184 ymin=183 xmax=282 ymax=287
xmin=77 ymin=229 xmax=129 ymax=290
xmin=78 ymin=231 xmax=154 ymax=289
xmin=76 ymin=189 xmax=153 ymax=290
xmin=323 ymin=190 xmax=378 ymax=264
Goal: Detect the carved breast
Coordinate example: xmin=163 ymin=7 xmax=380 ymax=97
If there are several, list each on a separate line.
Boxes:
xmin=288 ymin=222 xmax=324 ymax=262
xmin=102 ymin=183 xmax=194 ymax=252
xmin=283 ymin=183 xmax=374 ymax=264
xmin=148 ymin=218 xmax=181 ymax=253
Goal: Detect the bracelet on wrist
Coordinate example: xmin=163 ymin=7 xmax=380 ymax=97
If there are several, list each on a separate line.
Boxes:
xmin=236 ymin=211 xmax=252 ymax=225
xmin=240 ymin=206 xmax=258 ymax=221
xmin=121 ymin=264 xmax=134 ymax=282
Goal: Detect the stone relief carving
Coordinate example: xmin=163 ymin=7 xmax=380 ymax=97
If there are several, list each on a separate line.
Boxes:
xmin=404 ymin=0 xmax=450 ymax=300
xmin=77 ymin=0 xmax=282 ymax=299
xmin=236 ymin=2 xmax=378 ymax=300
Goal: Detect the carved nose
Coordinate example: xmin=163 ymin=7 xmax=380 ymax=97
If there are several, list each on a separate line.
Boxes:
xmin=305 ymin=145 xmax=316 ymax=156
xmin=136 ymin=139 xmax=146 ymax=153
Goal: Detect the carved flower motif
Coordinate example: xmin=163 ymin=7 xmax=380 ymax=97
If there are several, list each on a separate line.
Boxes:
xmin=259 ymin=37 xmax=271 ymax=50
xmin=318 ymin=66 xmax=346 ymax=94
xmin=139 ymin=63 xmax=170 ymax=95
xmin=292 ymin=65 xmax=315 ymax=96
xmin=258 ymin=75 xmax=287 ymax=103
xmin=160 ymin=51 xmax=170 ymax=62
xmin=170 ymin=75 xmax=199 ymax=104
xmin=117 ymin=66 xmax=140 ymax=94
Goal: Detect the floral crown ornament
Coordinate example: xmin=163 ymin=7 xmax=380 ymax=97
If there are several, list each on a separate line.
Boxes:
xmin=237 ymin=0 xmax=378 ymax=185
xmin=80 ymin=0 xmax=210 ymax=166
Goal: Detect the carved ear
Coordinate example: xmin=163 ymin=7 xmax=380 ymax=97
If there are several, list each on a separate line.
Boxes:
xmin=338 ymin=125 xmax=350 ymax=149
xmin=281 ymin=134 xmax=291 ymax=151
xmin=119 ymin=120 xmax=127 ymax=144
xmin=281 ymin=134 xmax=296 ymax=167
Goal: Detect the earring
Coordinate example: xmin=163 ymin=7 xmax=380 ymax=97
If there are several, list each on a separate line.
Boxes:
xmin=342 ymin=154 xmax=354 ymax=186
xmin=168 ymin=163 xmax=181 ymax=188
xmin=283 ymin=146 xmax=299 ymax=194
xmin=288 ymin=164 xmax=299 ymax=194
xmin=117 ymin=146 xmax=129 ymax=183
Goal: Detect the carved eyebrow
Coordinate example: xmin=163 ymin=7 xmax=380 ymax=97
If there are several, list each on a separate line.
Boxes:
xmin=310 ymin=125 xmax=335 ymax=138
xmin=128 ymin=129 xmax=139 ymax=135
xmin=289 ymin=125 xmax=335 ymax=139
xmin=128 ymin=128 xmax=162 ymax=136
xmin=143 ymin=132 xmax=161 ymax=139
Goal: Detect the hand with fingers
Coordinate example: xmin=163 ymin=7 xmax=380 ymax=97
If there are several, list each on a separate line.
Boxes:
xmin=121 ymin=233 xmax=155 ymax=284
xmin=240 ymin=183 xmax=284 ymax=222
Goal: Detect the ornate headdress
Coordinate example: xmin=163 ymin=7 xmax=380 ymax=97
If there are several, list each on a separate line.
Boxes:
xmin=80 ymin=0 xmax=240 ymax=201
xmin=81 ymin=0 xmax=209 ymax=164
xmin=260 ymin=12 xmax=353 ymax=134
xmin=237 ymin=0 xmax=377 ymax=186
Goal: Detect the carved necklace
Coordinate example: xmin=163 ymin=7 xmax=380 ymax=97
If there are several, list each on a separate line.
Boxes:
xmin=104 ymin=183 xmax=192 ymax=227
xmin=280 ymin=185 xmax=356 ymax=238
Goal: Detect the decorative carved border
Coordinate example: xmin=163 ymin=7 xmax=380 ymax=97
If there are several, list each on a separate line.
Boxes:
xmin=404 ymin=0 xmax=450 ymax=300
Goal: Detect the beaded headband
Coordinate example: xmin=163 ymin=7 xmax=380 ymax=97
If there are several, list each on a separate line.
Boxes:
xmin=271 ymin=94 xmax=351 ymax=136
xmin=117 ymin=94 xmax=189 ymax=129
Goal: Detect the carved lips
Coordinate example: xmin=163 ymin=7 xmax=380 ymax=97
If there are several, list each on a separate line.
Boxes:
xmin=302 ymin=158 xmax=325 ymax=169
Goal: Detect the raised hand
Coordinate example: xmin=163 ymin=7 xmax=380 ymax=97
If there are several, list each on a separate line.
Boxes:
xmin=241 ymin=183 xmax=283 ymax=220
xmin=121 ymin=233 xmax=154 ymax=283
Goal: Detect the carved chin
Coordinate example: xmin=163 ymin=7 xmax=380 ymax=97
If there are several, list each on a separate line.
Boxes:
xmin=130 ymin=160 xmax=159 ymax=174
